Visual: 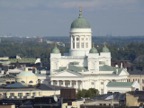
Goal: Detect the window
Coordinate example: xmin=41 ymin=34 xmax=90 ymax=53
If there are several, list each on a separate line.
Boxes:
xmin=29 ymin=81 xmax=33 ymax=83
xmin=76 ymin=43 xmax=80 ymax=48
xmin=76 ymin=37 xmax=79 ymax=41
xmin=21 ymin=81 xmax=25 ymax=83
xmin=81 ymin=38 xmax=84 ymax=41
xmin=72 ymin=37 xmax=75 ymax=41
xmin=138 ymin=79 xmax=140 ymax=83
xmin=10 ymin=93 xmax=14 ymax=96
xmin=73 ymin=42 xmax=75 ymax=49
xmin=142 ymin=79 xmax=144 ymax=83
xmin=81 ymin=43 xmax=84 ymax=48
xmin=18 ymin=93 xmax=22 ymax=97
xmin=26 ymin=93 xmax=30 ymax=96
xmin=101 ymin=89 xmax=104 ymax=94
xmin=33 ymin=92 xmax=36 ymax=96
xmin=91 ymin=82 xmax=94 ymax=85
xmin=101 ymin=82 xmax=104 ymax=85
xmin=86 ymin=43 xmax=88 ymax=48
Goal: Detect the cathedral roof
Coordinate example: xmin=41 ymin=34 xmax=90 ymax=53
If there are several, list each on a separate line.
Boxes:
xmin=107 ymin=82 xmax=133 ymax=87
xmin=70 ymin=9 xmax=90 ymax=29
xmin=99 ymin=65 xmax=123 ymax=75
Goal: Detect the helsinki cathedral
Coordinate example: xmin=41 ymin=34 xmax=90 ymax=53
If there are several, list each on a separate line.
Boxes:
xmin=49 ymin=9 xmax=139 ymax=94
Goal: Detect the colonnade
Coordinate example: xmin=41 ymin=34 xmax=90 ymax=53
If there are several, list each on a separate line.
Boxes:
xmin=50 ymin=80 xmax=83 ymax=89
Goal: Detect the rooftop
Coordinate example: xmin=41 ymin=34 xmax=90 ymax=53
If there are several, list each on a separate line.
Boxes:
xmin=107 ymin=82 xmax=133 ymax=87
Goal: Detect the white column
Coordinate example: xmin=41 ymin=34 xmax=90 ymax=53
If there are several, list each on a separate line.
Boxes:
xmin=63 ymin=80 xmax=65 ymax=87
xmin=74 ymin=37 xmax=76 ymax=49
xmin=71 ymin=36 xmax=73 ymax=49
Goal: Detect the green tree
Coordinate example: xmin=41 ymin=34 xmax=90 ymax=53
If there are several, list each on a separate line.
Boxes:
xmin=76 ymin=88 xmax=99 ymax=99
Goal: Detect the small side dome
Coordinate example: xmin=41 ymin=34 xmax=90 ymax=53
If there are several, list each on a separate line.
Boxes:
xmin=102 ymin=44 xmax=110 ymax=52
xmin=16 ymin=71 xmax=38 ymax=86
xmin=52 ymin=44 xmax=60 ymax=54
xmin=89 ymin=43 xmax=98 ymax=53
xmin=70 ymin=8 xmax=90 ymax=29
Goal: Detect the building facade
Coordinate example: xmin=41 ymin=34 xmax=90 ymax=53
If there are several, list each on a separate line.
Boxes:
xmin=50 ymin=9 xmax=139 ymax=94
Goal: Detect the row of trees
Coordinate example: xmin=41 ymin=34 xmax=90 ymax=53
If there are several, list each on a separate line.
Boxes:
xmin=1 ymin=37 xmax=144 ymax=68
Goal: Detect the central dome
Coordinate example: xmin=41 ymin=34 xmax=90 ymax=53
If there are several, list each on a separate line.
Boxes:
xmin=70 ymin=9 xmax=90 ymax=29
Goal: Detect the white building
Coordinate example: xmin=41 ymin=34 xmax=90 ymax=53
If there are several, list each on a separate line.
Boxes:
xmin=50 ymin=9 xmax=139 ymax=94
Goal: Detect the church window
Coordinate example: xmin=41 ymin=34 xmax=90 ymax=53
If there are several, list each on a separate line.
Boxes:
xmin=81 ymin=43 xmax=84 ymax=48
xmin=86 ymin=43 xmax=88 ymax=48
xmin=72 ymin=37 xmax=75 ymax=42
xmin=76 ymin=37 xmax=79 ymax=41
xmin=81 ymin=38 xmax=84 ymax=41
xmin=73 ymin=42 xmax=75 ymax=49
xmin=138 ymin=79 xmax=140 ymax=83
xmin=21 ymin=81 xmax=25 ymax=83
xmin=33 ymin=92 xmax=36 ymax=96
xmin=101 ymin=89 xmax=104 ymax=94
xmin=76 ymin=43 xmax=80 ymax=48
xmin=91 ymin=82 xmax=94 ymax=85
xmin=29 ymin=81 xmax=33 ymax=83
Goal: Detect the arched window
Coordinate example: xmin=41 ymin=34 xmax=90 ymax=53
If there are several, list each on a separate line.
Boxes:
xmin=29 ymin=81 xmax=33 ymax=83
xmin=21 ymin=81 xmax=25 ymax=83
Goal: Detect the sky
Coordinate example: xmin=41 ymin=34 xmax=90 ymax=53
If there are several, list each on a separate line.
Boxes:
xmin=0 ymin=0 xmax=144 ymax=37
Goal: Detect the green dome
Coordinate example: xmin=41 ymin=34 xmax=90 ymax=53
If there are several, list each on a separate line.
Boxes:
xmin=71 ymin=9 xmax=90 ymax=29
xmin=102 ymin=45 xmax=110 ymax=52
xmin=52 ymin=44 xmax=60 ymax=53
xmin=89 ymin=43 xmax=98 ymax=53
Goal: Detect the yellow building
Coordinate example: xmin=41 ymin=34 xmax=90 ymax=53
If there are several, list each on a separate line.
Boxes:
xmin=126 ymin=91 xmax=144 ymax=107
xmin=128 ymin=70 xmax=144 ymax=90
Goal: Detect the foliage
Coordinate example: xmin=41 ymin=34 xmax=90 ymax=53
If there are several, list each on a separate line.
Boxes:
xmin=77 ymin=88 xmax=99 ymax=99
xmin=1 ymin=36 xmax=144 ymax=69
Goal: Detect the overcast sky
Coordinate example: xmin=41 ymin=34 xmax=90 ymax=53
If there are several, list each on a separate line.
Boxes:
xmin=0 ymin=0 xmax=144 ymax=37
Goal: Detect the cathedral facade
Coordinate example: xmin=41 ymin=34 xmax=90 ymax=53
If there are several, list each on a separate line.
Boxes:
xmin=50 ymin=10 xmax=139 ymax=94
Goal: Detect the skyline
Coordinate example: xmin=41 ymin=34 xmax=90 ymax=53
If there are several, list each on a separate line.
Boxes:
xmin=0 ymin=0 xmax=144 ymax=37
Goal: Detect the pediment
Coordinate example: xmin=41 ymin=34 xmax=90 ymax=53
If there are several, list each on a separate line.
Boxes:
xmin=119 ymin=69 xmax=129 ymax=76
xmin=52 ymin=71 xmax=82 ymax=77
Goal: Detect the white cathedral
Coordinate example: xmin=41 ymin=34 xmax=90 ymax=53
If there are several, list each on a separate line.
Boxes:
xmin=49 ymin=9 xmax=139 ymax=94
